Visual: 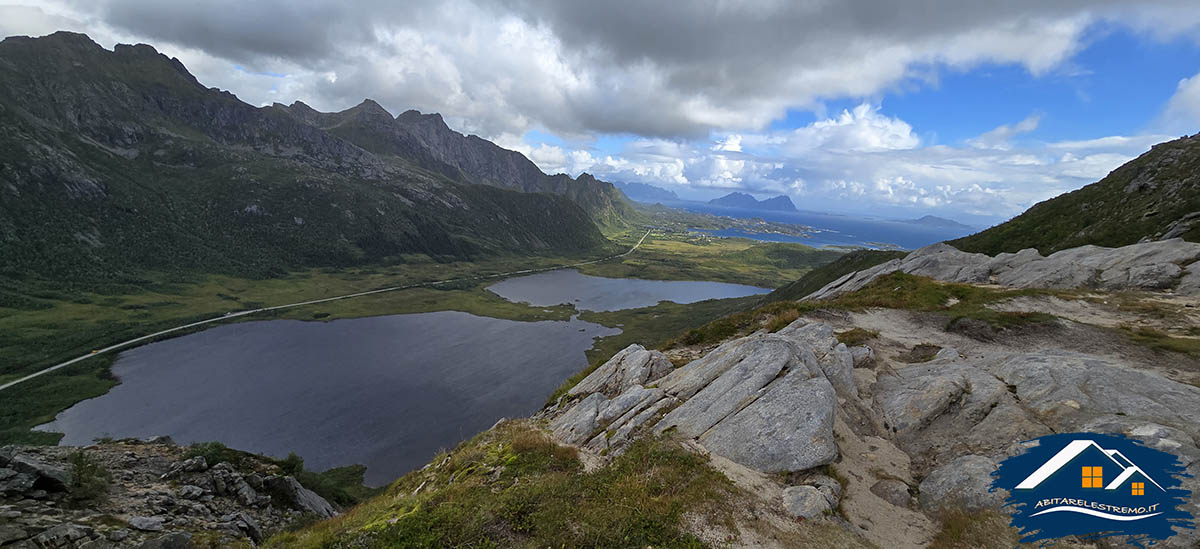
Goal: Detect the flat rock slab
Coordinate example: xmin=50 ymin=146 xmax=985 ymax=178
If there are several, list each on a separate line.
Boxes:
xmin=654 ymin=337 xmax=798 ymax=438
xmin=699 ymin=373 xmax=837 ymax=473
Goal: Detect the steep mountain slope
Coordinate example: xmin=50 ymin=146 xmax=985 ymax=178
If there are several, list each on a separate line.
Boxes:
xmin=277 ymin=102 xmax=637 ymax=229
xmin=0 ymin=32 xmax=611 ymax=283
xmin=951 ymin=134 xmax=1200 ymax=255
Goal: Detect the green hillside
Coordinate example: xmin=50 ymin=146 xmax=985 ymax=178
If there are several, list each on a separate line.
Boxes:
xmin=0 ymin=32 xmax=615 ymax=286
xmin=951 ymin=134 xmax=1200 ymax=255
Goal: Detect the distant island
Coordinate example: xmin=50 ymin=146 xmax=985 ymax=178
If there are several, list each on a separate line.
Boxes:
xmin=899 ymin=215 xmax=975 ymax=231
xmin=614 ymin=181 xmax=679 ymax=202
xmin=708 ymin=192 xmax=797 ymax=212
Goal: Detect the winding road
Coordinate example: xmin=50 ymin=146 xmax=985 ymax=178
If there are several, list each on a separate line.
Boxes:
xmin=0 ymin=230 xmax=652 ymax=393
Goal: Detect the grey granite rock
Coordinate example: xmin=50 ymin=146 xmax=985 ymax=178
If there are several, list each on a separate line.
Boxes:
xmin=654 ymin=337 xmax=797 ymax=438
xmin=870 ymin=479 xmax=912 ymax=508
xmin=567 ymin=344 xmax=671 ymax=398
xmin=805 ymin=238 xmax=1200 ymax=299
xmin=918 ymin=455 xmax=1007 ymax=512
xmin=128 ymin=516 xmax=166 ymax=532
xmin=7 ymin=454 xmax=72 ymax=491
xmin=699 ymin=373 xmax=837 ymax=473
xmin=264 ymin=476 xmax=337 ymax=518
xmin=781 ymin=485 xmax=831 ymax=518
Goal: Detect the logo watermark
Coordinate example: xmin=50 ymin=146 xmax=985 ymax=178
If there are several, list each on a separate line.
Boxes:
xmin=993 ymin=433 xmax=1193 ymax=545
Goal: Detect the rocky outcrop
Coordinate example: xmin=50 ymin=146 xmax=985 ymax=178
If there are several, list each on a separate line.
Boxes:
xmin=567 ymin=345 xmax=672 ymax=398
xmin=551 ymin=321 xmax=851 ymax=474
xmin=807 ymin=238 xmax=1200 ymax=300
xmin=0 ymin=439 xmax=339 ymax=548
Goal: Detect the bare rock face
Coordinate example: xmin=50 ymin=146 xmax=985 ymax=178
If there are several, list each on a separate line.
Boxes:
xmin=654 ymin=336 xmax=801 ymax=438
xmin=699 ymin=373 xmax=838 ymax=473
xmin=917 ymin=455 xmax=1007 ymax=512
xmin=807 ymin=238 xmax=1200 ymax=299
xmin=568 ymin=344 xmax=671 ymax=398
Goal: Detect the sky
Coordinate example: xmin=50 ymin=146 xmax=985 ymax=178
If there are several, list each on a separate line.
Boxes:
xmin=4 ymin=1 xmax=1200 ymax=225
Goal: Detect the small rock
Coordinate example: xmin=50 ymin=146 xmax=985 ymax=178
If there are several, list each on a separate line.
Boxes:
xmin=0 ymin=525 xmax=29 ymax=545
xmin=870 ymin=479 xmax=912 ymax=507
xmin=137 ymin=532 xmax=192 ymax=549
xmin=178 ymin=485 xmax=203 ymax=500
xmin=234 ymin=511 xmax=263 ymax=543
xmin=128 ymin=516 xmax=166 ymax=532
xmin=807 ymin=474 xmax=843 ymax=508
xmin=27 ymin=489 xmax=47 ymax=500
xmin=782 ymin=485 xmax=831 ymax=519
xmin=33 ymin=523 xmax=93 ymax=547
xmin=107 ymin=529 xmax=131 ymax=542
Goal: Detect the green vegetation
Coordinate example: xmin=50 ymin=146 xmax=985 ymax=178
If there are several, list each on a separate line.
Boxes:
xmin=929 ymin=508 xmax=1020 ymax=549
xmin=671 ymin=272 xmax=1064 ymax=349
xmin=580 ymin=229 xmax=841 ymax=287
xmin=0 ymin=360 xmax=118 ymax=445
xmin=184 ymin=441 xmax=381 ymax=507
xmin=835 ymin=328 xmax=879 ymax=346
xmin=951 ymin=134 xmax=1200 ymax=255
xmin=67 ymin=449 xmax=112 ymax=504
xmin=762 ymin=249 xmax=907 ymax=302
xmin=1119 ymin=326 xmax=1200 ymax=358
xmin=268 ymin=420 xmax=736 ymax=548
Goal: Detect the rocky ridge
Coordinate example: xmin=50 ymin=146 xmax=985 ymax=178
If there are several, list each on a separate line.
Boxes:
xmin=0 ymin=439 xmax=337 ymax=548
xmin=806 ymin=238 xmax=1200 ymax=301
xmin=542 ymin=238 xmax=1200 ymax=546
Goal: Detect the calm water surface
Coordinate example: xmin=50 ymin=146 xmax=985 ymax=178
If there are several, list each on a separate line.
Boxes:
xmin=486 ymin=269 xmax=770 ymax=311
xmin=40 ymin=312 xmax=618 ymax=485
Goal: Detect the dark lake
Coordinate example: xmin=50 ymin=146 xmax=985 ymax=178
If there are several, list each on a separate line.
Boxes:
xmin=39 ymin=311 xmax=618 ymax=486
xmin=486 ymin=269 xmax=770 ymax=311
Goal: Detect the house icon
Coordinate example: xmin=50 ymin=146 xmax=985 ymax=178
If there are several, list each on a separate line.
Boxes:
xmin=1015 ymin=440 xmax=1164 ymax=495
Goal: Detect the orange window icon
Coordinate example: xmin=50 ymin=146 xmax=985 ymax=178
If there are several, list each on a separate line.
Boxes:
xmin=1082 ymin=466 xmax=1103 ymax=488
xmin=1132 ymin=482 xmax=1145 ymax=496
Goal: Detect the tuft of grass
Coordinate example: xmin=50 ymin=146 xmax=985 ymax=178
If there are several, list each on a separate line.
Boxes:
xmin=836 ymin=327 xmax=878 ymax=346
xmin=929 ymin=508 xmax=1020 ymax=549
xmin=667 ymin=272 xmax=1064 ymax=352
xmin=268 ymin=421 xmax=734 ymax=549
xmin=67 ymin=449 xmax=111 ymax=504
xmin=1120 ymin=326 xmax=1200 ymax=357
xmin=896 ymin=344 xmax=943 ymax=364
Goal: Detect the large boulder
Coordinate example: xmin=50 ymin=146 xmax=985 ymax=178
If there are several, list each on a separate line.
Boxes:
xmin=6 ymin=454 xmax=72 ymax=492
xmin=567 ymin=344 xmax=671 ymax=398
xmin=918 ymin=455 xmax=1007 ymax=512
xmin=551 ymin=386 xmax=663 ymax=446
xmin=654 ymin=336 xmax=801 ymax=438
xmin=265 ymin=476 xmax=338 ymax=519
xmin=699 ymin=373 xmax=837 ymax=473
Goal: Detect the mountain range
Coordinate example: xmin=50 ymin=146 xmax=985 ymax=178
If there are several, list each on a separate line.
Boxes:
xmin=708 ymin=192 xmax=798 ymax=212
xmin=900 ymin=215 xmax=974 ymax=231
xmin=0 ymin=32 xmax=633 ymax=284
xmin=613 ymin=181 xmax=679 ymax=203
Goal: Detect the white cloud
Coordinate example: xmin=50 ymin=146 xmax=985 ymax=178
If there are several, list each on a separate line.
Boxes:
xmin=788 ymin=104 xmax=920 ymax=153
xmin=7 ymin=0 xmax=1198 ymax=140
xmin=1160 ymin=71 xmax=1200 ymax=133
xmin=968 ymin=114 xmax=1041 ymax=150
